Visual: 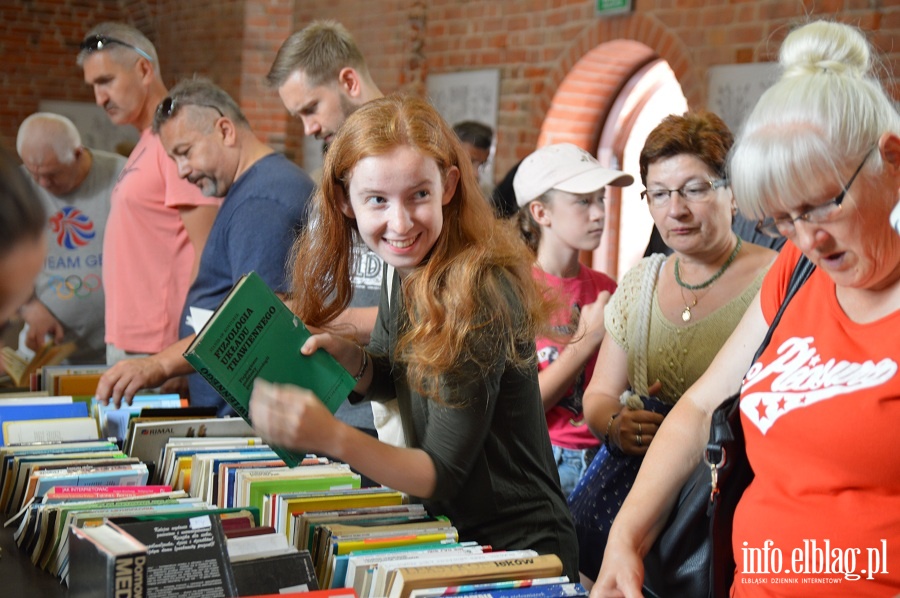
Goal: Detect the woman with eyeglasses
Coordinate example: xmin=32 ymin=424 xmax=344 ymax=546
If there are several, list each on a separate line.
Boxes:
xmin=568 ymin=111 xmax=776 ymax=584
xmin=593 ymin=20 xmax=900 ymax=597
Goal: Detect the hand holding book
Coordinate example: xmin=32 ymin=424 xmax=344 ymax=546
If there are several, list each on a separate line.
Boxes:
xmin=250 ymin=378 xmax=345 ymax=458
xmin=249 ymin=330 xmax=369 ymax=457
xmin=182 ymin=272 xmax=358 ymax=467
xmin=298 ymin=332 xmax=371 ymax=392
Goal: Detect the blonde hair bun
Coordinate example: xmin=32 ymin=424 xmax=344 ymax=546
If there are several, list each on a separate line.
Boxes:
xmin=779 ymin=21 xmax=870 ymax=79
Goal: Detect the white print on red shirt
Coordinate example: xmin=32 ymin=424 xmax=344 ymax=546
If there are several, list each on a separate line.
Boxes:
xmin=740 ymin=336 xmax=897 ymax=435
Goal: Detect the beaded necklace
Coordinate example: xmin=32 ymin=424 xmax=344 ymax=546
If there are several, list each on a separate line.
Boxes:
xmin=674 ymin=235 xmax=743 ymax=291
xmin=674 ymin=235 xmax=742 ymax=322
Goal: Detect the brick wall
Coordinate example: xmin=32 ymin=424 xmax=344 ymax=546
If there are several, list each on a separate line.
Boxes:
xmin=0 ymin=0 xmax=129 ymax=147
xmin=2 ymin=0 xmax=897 ymax=175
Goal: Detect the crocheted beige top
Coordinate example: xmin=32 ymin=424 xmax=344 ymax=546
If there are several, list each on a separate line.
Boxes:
xmin=604 ymin=255 xmax=768 ymax=405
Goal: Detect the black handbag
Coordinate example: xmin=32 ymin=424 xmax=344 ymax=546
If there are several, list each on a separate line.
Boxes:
xmin=642 ymin=255 xmax=815 ymax=598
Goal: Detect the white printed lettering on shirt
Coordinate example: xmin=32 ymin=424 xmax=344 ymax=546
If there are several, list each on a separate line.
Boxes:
xmin=740 ymin=336 xmax=897 ymax=434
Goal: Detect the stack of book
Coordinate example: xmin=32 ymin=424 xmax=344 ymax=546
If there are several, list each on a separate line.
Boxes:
xmin=1 ymin=361 xmax=109 ymax=395
xmin=0 ymin=273 xmax=583 ymax=597
xmin=0 ymin=395 xmax=97 ymax=447
xmin=291 ymin=503 xmax=586 ymax=598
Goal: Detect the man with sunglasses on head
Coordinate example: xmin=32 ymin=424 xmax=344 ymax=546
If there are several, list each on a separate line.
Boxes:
xmin=95 ymin=78 xmax=313 ymax=414
xmin=77 ymin=23 xmax=219 ymax=368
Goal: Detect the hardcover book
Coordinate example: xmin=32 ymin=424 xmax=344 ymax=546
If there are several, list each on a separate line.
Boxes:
xmin=68 ymin=520 xmax=148 ymax=598
xmin=230 ymin=548 xmax=319 ymax=595
xmin=3 ymin=416 xmax=99 ymax=446
xmin=183 ymin=272 xmax=356 ymax=467
xmin=118 ymin=513 xmax=238 ymax=598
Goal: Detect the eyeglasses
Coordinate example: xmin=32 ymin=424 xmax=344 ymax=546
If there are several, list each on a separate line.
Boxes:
xmin=641 ymin=178 xmax=728 ymax=208
xmin=155 ymin=96 xmax=225 ymax=124
xmin=80 ymin=34 xmax=154 ymax=62
xmin=755 ymin=147 xmax=874 ymax=239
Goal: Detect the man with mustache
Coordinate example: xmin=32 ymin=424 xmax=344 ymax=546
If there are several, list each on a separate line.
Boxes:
xmin=96 ymin=78 xmax=313 ymax=414
xmin=78 ymin=23 xmax=219 ymax=366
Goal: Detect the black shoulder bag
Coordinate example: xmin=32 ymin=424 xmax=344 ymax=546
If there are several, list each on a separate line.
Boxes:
xmin=642 ymin=255 xmax=815 ymax=598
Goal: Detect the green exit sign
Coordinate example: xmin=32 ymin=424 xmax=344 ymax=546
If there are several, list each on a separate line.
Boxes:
xmin=596 ymin=0 xmax=632 ymax=16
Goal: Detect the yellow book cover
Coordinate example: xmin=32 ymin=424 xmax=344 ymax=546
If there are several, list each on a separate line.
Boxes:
xmin=56 ymin=373 xmax=103 ymax=397
xmin=174 ymin=456 xmax=193 ymax=491
xmin=282 ymin=489 xmax=405 ymax=545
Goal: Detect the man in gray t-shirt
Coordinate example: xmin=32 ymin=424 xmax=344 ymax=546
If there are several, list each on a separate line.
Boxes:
xmin=16 ymin=113 xmax=125 ymax=364
xmin=269 ymin=21 xmax=394 ymax=435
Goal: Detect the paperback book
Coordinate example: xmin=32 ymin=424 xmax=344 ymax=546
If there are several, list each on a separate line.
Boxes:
xmin=183 ymin=272 xmax=356 ymax=467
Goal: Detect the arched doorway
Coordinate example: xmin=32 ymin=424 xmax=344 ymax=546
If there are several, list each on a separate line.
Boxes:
xmin=538 ymin=40 xmax=688 ymax=280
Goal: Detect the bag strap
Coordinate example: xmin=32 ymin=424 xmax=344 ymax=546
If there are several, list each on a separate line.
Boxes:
xmin=632 ymin=254 xmax=666 ymax=396
xmin=704 ymin=253 xmax=815 ymax=472
xmin=749 ymin=253 xmax=815 ymax=363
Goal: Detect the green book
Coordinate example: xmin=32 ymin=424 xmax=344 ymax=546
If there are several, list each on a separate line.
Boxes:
xmin=183 ymin=271 xmax=357 ymax=467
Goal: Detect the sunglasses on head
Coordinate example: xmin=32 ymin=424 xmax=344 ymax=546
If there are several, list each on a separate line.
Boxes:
xmin=80 ymin=34 xmax=154 ymax=62
xmin=156 ymin=96 xmax=225 ymax=123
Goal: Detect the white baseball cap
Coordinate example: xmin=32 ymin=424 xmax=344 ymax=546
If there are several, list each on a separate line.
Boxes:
xmin=513 ymin=143 xmax=634 ymax=207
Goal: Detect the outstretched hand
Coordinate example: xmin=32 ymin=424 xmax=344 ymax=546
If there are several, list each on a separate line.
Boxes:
xmin=96 ymin=358 xmax=169 ymax=407
xmin=590 ymin=544 xmax=647 ymax=598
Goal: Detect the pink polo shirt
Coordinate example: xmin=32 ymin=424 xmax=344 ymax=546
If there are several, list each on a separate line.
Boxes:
xmin=103 ymin=128 xmax=219 ymax=354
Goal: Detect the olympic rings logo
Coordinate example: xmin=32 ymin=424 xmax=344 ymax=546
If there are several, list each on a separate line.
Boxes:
xmin=48 ymin=274 xmax=102 ymax=300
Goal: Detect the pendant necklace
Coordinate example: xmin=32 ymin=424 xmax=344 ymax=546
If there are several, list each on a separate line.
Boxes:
xmin=674 ymin=235 xmax=742 ymax=322
xmin=679 ymin=285 xmax=698 ymax=322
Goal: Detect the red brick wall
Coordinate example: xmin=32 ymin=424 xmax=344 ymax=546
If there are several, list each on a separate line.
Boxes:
xmin=2 ymin=0 xmax=897 ymax=174
xmin=155 ymin=0 xmax=245 ymax=95
xmin=0 ymin=0 xmax=131 ymax=147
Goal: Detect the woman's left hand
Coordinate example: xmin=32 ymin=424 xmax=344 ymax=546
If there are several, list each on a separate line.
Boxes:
xmin=610 ymin=407 xmax=664 ymax=456
xmin=249 ymin=378 xmax=340 ymax=455
xmin=301 ymin=332 xmax=365 ymax=378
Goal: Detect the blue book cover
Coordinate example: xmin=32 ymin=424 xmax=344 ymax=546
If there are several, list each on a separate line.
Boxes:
xmin=0 ymin=403 xmax=89 ymax=447
xmin=461 ymin=584 xmax=587 ymax=598
xmin=0 ymin=441 xmax=118 ymax=497
xmin=91 ymin=394 xmax=182 ymax=443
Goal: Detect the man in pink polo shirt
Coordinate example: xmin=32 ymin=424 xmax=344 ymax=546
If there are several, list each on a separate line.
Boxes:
xmin=78 ymin=23 xmax=219 ymax=364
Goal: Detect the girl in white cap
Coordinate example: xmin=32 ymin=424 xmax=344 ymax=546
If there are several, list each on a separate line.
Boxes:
xmin=514 ymin=143 xmax=633 ymax=496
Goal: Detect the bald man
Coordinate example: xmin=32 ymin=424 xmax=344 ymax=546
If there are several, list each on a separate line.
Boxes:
xmin=16 ymin=112 xmax=126 ymax=363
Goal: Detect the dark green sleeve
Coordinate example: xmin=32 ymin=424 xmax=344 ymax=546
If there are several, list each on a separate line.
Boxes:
xmin=361 ymin=264 xmax=396 ymax=404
